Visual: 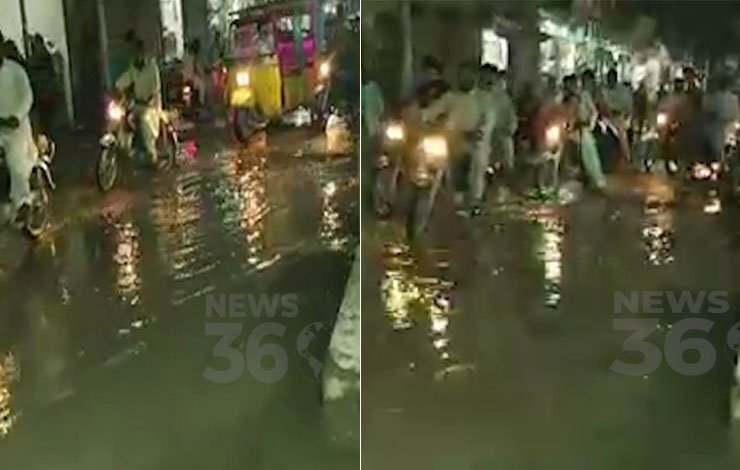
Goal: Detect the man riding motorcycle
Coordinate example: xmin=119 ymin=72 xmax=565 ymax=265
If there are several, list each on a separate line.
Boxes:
xmin=703 ymin=74 xmax=739 ymax=162
xmin=599 ymin=68 xmax=633 ymax=166
xmin=421 ymin=62 xmax=495 ymax=215
xmin=0 ymin=39 xmax=38 ymax=220
xmin=114 ymin=39 xmax=162 ymax=166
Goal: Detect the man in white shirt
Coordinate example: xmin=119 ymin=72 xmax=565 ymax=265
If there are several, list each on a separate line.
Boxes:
xmin=0 ymin=39 xmax=38 ymax=218
xmin=115 ymin=39 xmax=162 ymax=165
xmin=575 ymin=70 xmax=607 ymax=190
xmin=421 ymin=62 xmax=496 ymax=213
xmin=703 ymin=74 xmax=739 ymax=159
xmin=490 ymin=69 xmax=517 ymax=173
xmin=601 ymin=68 xmax=633 ymax=162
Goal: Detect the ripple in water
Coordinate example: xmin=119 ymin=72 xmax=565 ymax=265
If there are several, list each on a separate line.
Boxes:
xmin=214 ymin=154 xmax=277 ymax=270
xmin=150 ymin=171 xmax=217 ymax=306
xmin=109 ymin=218 xmax=142 ymax=305
xmin=0 ymin=352 xmax=20 ymax=438
xmin=641 ymin=198 xmax=675 ymax=266
xmin=379 ymin=243 xmax=456 ymax=364
xmin=524 ymin=208 xmax=565 ymax=310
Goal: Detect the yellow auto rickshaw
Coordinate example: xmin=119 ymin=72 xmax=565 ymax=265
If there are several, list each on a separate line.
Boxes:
xmin=225 ymin=0 xmax=332 ymax=142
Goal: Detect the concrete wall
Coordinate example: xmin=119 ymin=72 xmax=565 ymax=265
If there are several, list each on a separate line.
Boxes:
xmin=0 ymin=0 xmax=24 ymax=52
xmin=25 ymin=0 xmax=75 ymax=123
xmin=182 ymin=0 xmax=209 ymax=46
xmin=101 ymin=0 xmax=163 ymax=84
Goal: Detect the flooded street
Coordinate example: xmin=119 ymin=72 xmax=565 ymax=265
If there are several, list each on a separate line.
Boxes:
xmin=363 ymin=175 xmax=740 ymax=469
xmin=0 ymin=127 xmax=358 ymax=469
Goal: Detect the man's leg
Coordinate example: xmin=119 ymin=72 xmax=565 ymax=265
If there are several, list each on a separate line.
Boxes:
xmin=502 ymin=135 xmax=515 ymax=172
xmin=580 ymin=130 xmax=607 ymax=189
xmin=451 ymin=151 xmax=471 ymax=206
xmin=139 ymin=107 xmax=160 ymax=165
xmin=468 ymin=143 xmax=491 ymax=210
xmin=4 ymin=134 xmax=36 ymax=218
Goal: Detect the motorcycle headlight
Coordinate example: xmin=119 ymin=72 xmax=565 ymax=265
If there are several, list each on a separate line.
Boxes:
xmin=421 ymin=135 xmax=448 ymax=158
xmin=656 ymin=112 xmax=668 ymax=128
xmin=236 ymin=70 xmax=250 ymax=87
xmin=693 ymin=163 xmax=712 ymax=180
xmin=385 ymin=123 xmax=405 ymax=142
xmin=319 ymin=60 xmax=331 ymax=79
xmin=107 ymin=102 xmax=124 ymax=122
xmin=545 ymin=125 xmax=561 ymax=147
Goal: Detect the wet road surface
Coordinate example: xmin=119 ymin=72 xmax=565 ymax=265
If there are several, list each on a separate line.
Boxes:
xmin=363 ymin=172 xmax=740 ymax=469
xmin=0 ymin=125 xmax=359 ymax=469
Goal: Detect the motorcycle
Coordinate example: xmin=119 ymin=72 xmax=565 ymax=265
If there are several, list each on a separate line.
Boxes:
xmin=97 ymin=98 xmax=180 ymax=192
xmin=179 ymin=81 xmax=200 ymax=119
xmin=0 ymin=133 xmax=56 ymax=238
xmin=314 ymin=58 xmax=333 ymax=126
xmin=532 ymin=122 xmax=565 ymax=194
xmin=405 ymin=132 xmax=449 ymax=242
xmin=372 ymin=121 xmax=405 ymax=217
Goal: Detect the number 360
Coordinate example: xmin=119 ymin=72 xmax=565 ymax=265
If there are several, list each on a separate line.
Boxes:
xmin=611 ymin=318 xmax=716 ymax=377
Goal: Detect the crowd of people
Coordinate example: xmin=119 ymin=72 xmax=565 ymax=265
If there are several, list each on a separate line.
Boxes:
xmin=364 ymin=54 xmax=740 ymax=219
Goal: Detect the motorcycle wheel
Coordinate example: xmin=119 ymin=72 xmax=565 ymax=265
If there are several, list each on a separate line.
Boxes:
xmin=233 ymin=108 xmax=256 ymax=145
xmin=97 ymin=147 xmax=118 ymax=192
xmin=373 ymin=167 xmax=394 ymax=218
xmin=25 ymin=170 xmax=49 ymax=238
xmin=405 ymin=184 xmax=433 ymax=243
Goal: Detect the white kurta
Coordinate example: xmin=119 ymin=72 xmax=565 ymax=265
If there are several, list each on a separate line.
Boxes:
xmin=115 ymin=58 xmax=162 ymax=151
xmin=0 ymin=58 xmax=37 ymax=209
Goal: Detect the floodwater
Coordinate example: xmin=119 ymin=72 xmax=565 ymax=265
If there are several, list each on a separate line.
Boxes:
xmin=363 ymin=174 xmax=740 ymax=469
xmin=0 ymin=129 xmax=358 ymax=469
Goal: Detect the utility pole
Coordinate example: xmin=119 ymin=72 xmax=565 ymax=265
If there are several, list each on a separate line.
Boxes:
xmin=18 ymin=0 xmax=29 ymax=56
xmin=95 ymin=0 xmax=111 ymax=89
xmin=401 ymin=0 xmax=413 ymax=95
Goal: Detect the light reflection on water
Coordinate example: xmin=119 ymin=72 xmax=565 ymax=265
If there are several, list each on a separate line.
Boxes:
xmin=526 ymin=208 xmax=565 ymax=310
xmin=215 ymin=154 xmax=279 ymax=270
xmin=379 ymin=243 xmax=455 ymax=363
xmin=110 ymin=219 xmax=142 ymax=305
xmin=150 ymin=171 xmax=208 ymax=278
xmin=704 ymin=197 xmax=722 ymax=215
xmin=0 ymin=352 xmax=20 ymax=438
xmin=320 ymin=179 xmax=348 ymax=252
xmin=641 ymin=198 xmax=675 ymax=266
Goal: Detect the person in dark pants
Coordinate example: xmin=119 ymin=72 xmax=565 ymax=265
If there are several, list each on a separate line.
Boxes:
xmin=27 ymin=34 xmax=59 ymax=137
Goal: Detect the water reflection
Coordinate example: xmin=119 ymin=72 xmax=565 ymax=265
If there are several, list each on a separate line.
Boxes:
xmin=527 ymin=209 xmax=565 ymax=310
xmin=704 ymin=197 xmax=722 ymax=215
xmin=380 ymin=243 xmax=455 ymax=363
xmin=0 ymin=352 xmax=20 ymax=438
xmin=110 ymin=219 xmax=142 ymax=305
xmin=215 ymin=154 xmax=277 ymax=270
xmin=150 ymin=171 xmax=215 ymax=280
xmin=319 ymin=179 xmax=348 ymax=251
xmin=641 ymin=198 xmax=675 ymax=266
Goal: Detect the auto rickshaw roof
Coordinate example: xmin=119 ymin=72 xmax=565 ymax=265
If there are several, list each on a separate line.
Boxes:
xmin=229 ymin=1 xmax=312 ymax=26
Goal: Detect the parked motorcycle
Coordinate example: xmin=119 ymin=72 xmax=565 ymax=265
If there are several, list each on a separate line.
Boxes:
xmin=0 ymin=134 xmax=56 ymax=238
xmin=97 ymin=98 xmax=179 ymax=192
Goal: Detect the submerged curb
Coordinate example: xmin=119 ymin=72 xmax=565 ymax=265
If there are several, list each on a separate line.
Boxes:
xmin=321 ymin=247 xmax=360 ymax=446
